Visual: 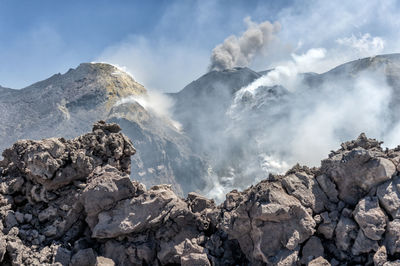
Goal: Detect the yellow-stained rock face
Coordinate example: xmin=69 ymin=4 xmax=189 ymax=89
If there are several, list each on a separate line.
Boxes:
xmin=89 ymin=63 xmax=146 ymax=111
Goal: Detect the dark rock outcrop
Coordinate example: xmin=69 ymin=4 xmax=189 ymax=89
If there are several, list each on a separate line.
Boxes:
xmin=1 ymin=123 xmax=400 ymax=265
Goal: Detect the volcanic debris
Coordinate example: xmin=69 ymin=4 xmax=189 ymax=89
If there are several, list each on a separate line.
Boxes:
xmin=0 ymin=122 xmax=399 ymax=265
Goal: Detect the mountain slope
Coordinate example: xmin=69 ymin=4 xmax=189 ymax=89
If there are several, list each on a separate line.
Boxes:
xmin=170 ymin=53 xmax=400 ymax=198
xmin=0 ymin=63 xmax=145 ymax=144
xmin=170 ymin=67 xmax=260 ymax=151
xmin=0 ymin=63 xmax=207 ymax=195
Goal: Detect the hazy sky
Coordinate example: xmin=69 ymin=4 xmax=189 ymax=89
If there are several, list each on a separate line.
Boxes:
xmin=1 ymin=0 xmax=399 ymax=91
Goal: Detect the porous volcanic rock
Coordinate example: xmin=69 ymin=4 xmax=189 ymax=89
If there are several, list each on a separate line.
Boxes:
xmin=0 ymin=124 xmax=400 ymax=265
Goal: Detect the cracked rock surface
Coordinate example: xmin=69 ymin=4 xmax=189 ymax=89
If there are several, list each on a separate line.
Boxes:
xmin=1 ymin=124 xmax=400 ymax=265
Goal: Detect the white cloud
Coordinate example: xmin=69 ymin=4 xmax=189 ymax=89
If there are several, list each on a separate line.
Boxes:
xmin=336 ymin=33 xmax=385 ymax=56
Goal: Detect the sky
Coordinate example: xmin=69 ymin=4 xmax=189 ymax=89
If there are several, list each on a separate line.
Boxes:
xmin=0 ymin=0 xmax=399 ymax=91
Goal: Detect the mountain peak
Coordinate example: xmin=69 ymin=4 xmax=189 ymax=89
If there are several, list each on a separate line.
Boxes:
xmin=176 ymin=66 xmax=261 ymax=100
xmin=73 ymin=62 xmax=130 ymax=77
xmin=18 ymin=62 xmax=146 ymax=112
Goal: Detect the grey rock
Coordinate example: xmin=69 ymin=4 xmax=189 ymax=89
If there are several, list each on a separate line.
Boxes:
xmin=223 ymin=181 xmax=315 ymax=264
xmin=384 ymin=219 xmax=400 ymax=255
xmin=181 ymin=253 xmax=211 ymax=266
xmin=2 ymin=122 xmax=135 ymax=192
xmin=318 ymin=222 xmax=337 ymax=239
xmin=384 ymin=261 xmax=400 ymax=266
xmin=0 ymin=236 xmax=6 ymax=262
xmin=0 ymin=176 xmax=24 ymax=195
xmin=314 ymin=214 xmax=322 ymax=224
xmin=24 ymin=213 xmax=32 ymax=223
xmin=187 ymin=192 xmax=215 ymax=213
xmin=271 ymin=248 xmax=299 ymax=266
xmin=101 ymin=240 xmax=130 ymax=265
xmin=14 ymin=211 xmax=24 ymax=224
xmin=38 ymin=206 xmax=58 ymax=222
xmin=300 ymin=236 xmax=324 ymax=264
xmin=281 ymin=172 xmax=329 ymax=213
xmin=95 ymin=256 xmax=115 ymax=266
xmin=80 ymin=165 xmax=137 ymax=229
xmin=70 ymin=248 xmax=97 ymax=266
xmin=5 ymin=211 xmax=18 ymax=228
xmin=43 ymin=225 xmax=57 ymax=237
xmin=317 ymin=212 xmax=337 ymax=239
xmin=377 ymin=176 xmax=400 ymax=219
xmin=330 ymin=258 xmax=340 ymax=266
xmin=352 ymin=229 xmax=379 ymax=255
xmin=374 ymin=246 xmax=387 ymax=266
xmin=308 ymin=256 xmax=331 ymax=266
xmin=92 ymin=184 xmax=187 ymax=238
xmin=53 ymin=246 xmax=72 ymax=265
xmin=321 ymin=147 xmax=396 ymax=205
xmin=316 ymin=174 xmax=339 ymax=203
xmin=353 ymin=197 xmax=387 ymax=240
xmin=335 ymin=216 xmax=358 ymax=251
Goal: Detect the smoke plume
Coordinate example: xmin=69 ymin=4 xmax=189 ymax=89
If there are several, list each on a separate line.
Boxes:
xmin=197 ymin=52 xmax=400 ymax=201
xmin=115 ymin=91 xmax=182 ymax=132
xmin=209 ymin=17 xmax=281 ymax=71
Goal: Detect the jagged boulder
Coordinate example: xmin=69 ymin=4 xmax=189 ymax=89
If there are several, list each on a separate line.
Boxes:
xmin=335 ymin=215 xmax=358 ymax=251
xmin=353 ymin=196 xmax=387 ymax=241
xmin=374 ymin=246 xmax=388 ymax=266
xmin=300 ymin=236 xmax=324 ymax=264
xmin=221 ymin=180 xmax=316 ymax=264
xmin=308 ymin=256 xmax=331 ymax=266
xmin=384 ymin=219 xmax=400 ymax=255
xmin=377 ymin=176 xmax=400 ymax=219
xmin=281 ymin=171 xmax=330 ymax=213
xmin=91 ymin=184 xmax=190 ymax=238
xmin=321 ymin=134 xmax=396 ymax=205
xmin=2 ymin=120 xmax=135 ymax=192
xmin=80 ymin=165 xmax=142 ymax=229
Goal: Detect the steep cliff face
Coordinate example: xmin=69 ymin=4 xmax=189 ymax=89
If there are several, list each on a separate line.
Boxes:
xmin=0 ymin=122 xmax=400 ymax=265
xmin=0 ymin=63 xmax=208 ymax=195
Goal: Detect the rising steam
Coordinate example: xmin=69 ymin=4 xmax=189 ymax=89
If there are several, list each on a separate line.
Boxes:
xmin=115 ymin=91 xmax=182 ymax=132
xmin=201 ymin=52 xmax=400 ymax=201
xmin=209 ymin=17 xmax=281 ymax=71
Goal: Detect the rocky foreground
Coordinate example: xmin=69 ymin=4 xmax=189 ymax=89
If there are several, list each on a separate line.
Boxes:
xmin=0 ymin=122 xmax=400 ymax=265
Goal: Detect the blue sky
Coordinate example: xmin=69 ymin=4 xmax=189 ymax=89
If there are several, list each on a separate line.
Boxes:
xmin=1 ymin=0 xmax=399 ymax=91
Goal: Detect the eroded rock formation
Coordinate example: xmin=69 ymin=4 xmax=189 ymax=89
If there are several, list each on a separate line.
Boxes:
xmin=0 ymin=122 xmax=400 ymax=265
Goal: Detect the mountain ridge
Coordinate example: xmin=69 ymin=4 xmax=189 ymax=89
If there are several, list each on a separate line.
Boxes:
xmin=2 ymin=53 xmax=400 ymax=199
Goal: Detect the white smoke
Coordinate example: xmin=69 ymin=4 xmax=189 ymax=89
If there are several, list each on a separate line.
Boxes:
xmin=115 ymin=91 xmax=182 ymax=131
xmin=202 ymin=47 xmax=397 ymax=200
xmin=209 ymin=17 xmax=281 ymax=71
xmin=230 ymin=47 xmax=327 ymax=112
xmin=289 ymin=73 xmax=392 ymax=166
